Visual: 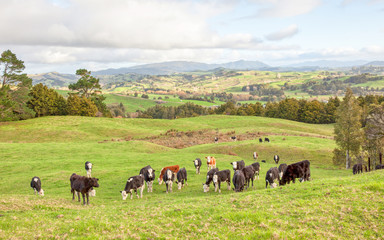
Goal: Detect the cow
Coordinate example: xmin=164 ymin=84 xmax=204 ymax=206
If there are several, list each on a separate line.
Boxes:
xmin=139 ymin=165 xmax=155 ymax=192
xmin=176 ymin=168 xmax=188 ymax=190
xmin=214 ymin=137 xmax=219 ymax=144
xmin=85 ymin=161 xmax=93 ymax=178
xmin=375 ymin=164 xmax=384 ymax=170
xmin=279 ymin=160 xmax=311 ymax=186
xmin=230 ymin=160 xmax=245 ymax=171
xmin=70 ymin=173 xmax=99 ymax=205
xmin=213 ymin=169 xmax=231 ymax=193
xmin=163 ymin=169 xmax=175 ymax=193
xmin=278 ymin=163 xmax=288 ymax=179
xmin=273 ymin=155 xmax=280 ymax=164
xmin=242 ymin=165 xmax=256 ymax=189
xmin=265 ymin=167 xmax=279 ymax=188
xmin=259 ymin=138 xmax=263 ymax=143
xmin=120 ymin=175 xmax=145 ymax=200
xmin=206 ymin=156 xmax=216 ymax=170
xmin=158 ymin=165 xmax=179 ymax=185
xmin=253 ymin=152 xmax=258 ymax=160
xmin=353 ymin=163 xmax=364 ymax=174
xmin=230 ymin=136 xmax=237 ymax=141
xmin=232 ymin=170 xmax=246 ymax=192
xmin=251 ymin=162 xmax=261 ymax=180
xmin=264 ymin=137 xmax=270 ymax=142
xmin=203 ymin=168 xmax=219 ymax=192
xmin=261 ymin=160 xmax=266 ymax=163
xmin=193 ymin=158 xmax=202 ymax=174
xmin=30 ymin=176 xmax=44 ymax=196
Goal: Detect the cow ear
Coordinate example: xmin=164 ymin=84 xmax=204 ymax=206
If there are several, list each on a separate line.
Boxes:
xmin=153 ymin=170 xmax=155 ymax=172
xmin=96 ymin=178 xmax=99 ymax=181
xmin=120 ymin=191 xmax=122 ymax=193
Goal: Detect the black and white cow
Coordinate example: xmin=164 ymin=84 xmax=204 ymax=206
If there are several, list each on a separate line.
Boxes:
xmin=251 ymin=162 xmax=261 ymax=180
xmin=264 ymin=137 xmax=270 ymax=142
xmin=273 ymin=155 xmax=280 ymax=164
xmin=214 ymin=137 xmax=219 ymax=144
xmin=259 ymin=138 xmax=263 ymax=143
xmin=176 ymin=168 xmax=188 ymax=190
xmin=30 ymin=176 xmax=44 ymax=196
xmin=85 ymin=161 xmax=93 ymax=178
xmin=70 ymin=173 xmax=99 ymax=205
xmin=278 ymin=163 xmax=288 ymax=179
xmin=230 ymin=160 xmax=245 ymax=171
xmin=193 ymin=158 xmax=202 ymax=174
xmin=213 ymin=169 xmax=231 ymax=193
xmin=231 ymin=136 xmax=237 ymax=141
xmin=265 ymin=167 xmax=280 ymax=188
xmin=253 ymin=152 xmax=258 ymax=160
xmin=232 ymin=170 xmax=246 ymax=192
xmin=280 ymin=160 xmax=311 ymax=185
xmin=163 ymin=169 xmax=175 ymax=193
xmin=375 ymin=164 xmax=384 ymax=170
xmin=242 ymin=165 xmax=256 ymax=189
xmin=139 ymin=165 xmax=155 ymax=192
xmin=203 ymin=168 xmax=219 ymax=192
xmin=120 ymin=175 xmax=145 ymax=200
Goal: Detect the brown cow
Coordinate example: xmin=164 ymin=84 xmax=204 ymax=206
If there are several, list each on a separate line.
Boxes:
xmin=70 ymin=173 xmax=99 ymax=205
xmin=158 ymin=165 xmax=179 ymax=185
xmin=206 ymin=156 xmax=216 ymax=170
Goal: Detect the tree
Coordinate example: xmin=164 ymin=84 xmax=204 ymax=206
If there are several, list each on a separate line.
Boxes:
xmin=67 ymin=94 xmax=98 ymax=117
xmin=364 ymin=104 xmax=384 ymax=167
xmin=28 ymin=83 xmax=67 ymax=117
xmin=334 ymin=88 xmax=362 ymax=169
xmin=68 ymin=69 xmax=101 ymax=98
xmin=0 ymin=50 xmax=25 ymax=90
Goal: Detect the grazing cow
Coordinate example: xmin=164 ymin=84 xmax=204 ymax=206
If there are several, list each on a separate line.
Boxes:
xmin=253 ymin=152 xmax=259 ymax=160
xmin=231 ymin=136 xmax=237 ymax=141
xmin=206 ymin=156 xmax=217 ymax=170
xmin=261 ymin=160 xmax=266 ymax=163
xmin=273 ymin=155 xmax=280 ymax=164
xmin=353 ymin=163 xmax=364 ymax=174
xmin=203 ymin=168 xmax=219 ymax=192
xmin=193 ymin=158 xmax=202 ymax=174
xmin=70 ymin=173 xmax=99 ymax=205
xmin=214 ymin=137 xmax=219 ymax=144
xmin=279 ymin=160 xmax=311 ymax=186
xmin=232 ymin=170 xmax=246 ymax=192
xmin=251 ymin=162 xmax=261 ymax=180
xmin=30 ymin=176 xmax=44 ymax=196
xmin=242 ymin=165 xmax=256 ymax=189
xmin=163 ymin=169 xmax=175 ymax=193
xmin=176 ymin=168 xmax=188 ymax=190
xmin=158 ymin=165 xmax=179 ymax=185
xmin=259 ymin=138 xmax=263 ymax=143
xmin=139 ymin=165 xmax=155 ymax=192
xmin=230 ymin=160 xmax=245 ymax=171
xmin=120 ymin=175 xmax=145 ymax=200
xmin=85 ymin=161 xmax=93 ymax=178
xmin=265 ymin=167 xmax=280 ymax=188
xmin=213 ymin=170 xmax=231 ymax=193
xmin=278 ymin=163 xmax=288 ymax=179
xmin=264 ymin=137 xmax=270 ymax=142
xmin=375 ymin=164 xmax=384 ymax=170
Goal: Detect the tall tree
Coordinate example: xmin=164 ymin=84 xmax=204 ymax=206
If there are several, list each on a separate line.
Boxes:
xmin=69 ymin=69 xmax=101 ymax=98
xmin=364 ymin=104 xmax=384 ymax=166
xmin=334 ymin=88 xmax=362 ymax=169
xmin=0 ymin=50 xmax=25 ymax=90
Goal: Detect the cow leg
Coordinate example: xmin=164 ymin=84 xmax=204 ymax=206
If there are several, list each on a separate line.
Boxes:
xmin=166 ymin=183 xmax=169 ymax=193
xmin=86 ymin=193 xmax=89 ymax=205
xmin=170 ymin=181 xmax=173 ymax=193
xmin=227 ymin=181 xmax=231 ymax=191
xmin=218 ymin=182 xmax=221 ymax=193
xmin=77 ymin=192 xmax=81 ymax=202
xmin=81 ymin=193 xmax=86 ymax=205
xmin=140 ymin=186 xmax=144 ymax=198
xmin=72 ymin=190 xmax=75 ymax=200
xmin=266 ymin=181 xmax=268 ymax=189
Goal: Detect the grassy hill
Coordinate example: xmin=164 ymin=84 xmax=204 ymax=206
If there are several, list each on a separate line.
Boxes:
xmin=0 ymin=116 xmax=383 ymax=239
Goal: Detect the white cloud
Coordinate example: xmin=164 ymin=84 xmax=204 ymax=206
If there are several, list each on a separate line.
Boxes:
xmin=265 ymin=24 xmax=299 ymax=41
xmin=251 ymin=0 xmax=322 ymax=18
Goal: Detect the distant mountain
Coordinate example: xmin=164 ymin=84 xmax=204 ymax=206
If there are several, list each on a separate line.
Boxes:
xmin=286 ymin=60 xmax=368 ymax=69
xmin=29 ymin=72 xmax=77 ymax=88
xmin=93 ymin=60 xmax=270 ymax=75
xmin=364 ymin=61 xmax=384 ymax=66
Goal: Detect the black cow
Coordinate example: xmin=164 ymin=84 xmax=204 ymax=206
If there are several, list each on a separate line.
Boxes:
xmin=203 ymin=168 xmax=219 ymax=192
xmin=280 ymin=160 xmax=311 ymax=185
xmin=30 ymin=176 xmax=44 ymax=196
xmin=259 ymin=138 xmax=263 ymax=143
xmin=85 ymin=161 xmax=93 ymax=178
xmin=353 ymin=163 xmax=364 ymax=174
xmin=70 ymin=173 xmax=99 ymax=205
xmin=193 ymin=158 xmax=202 ymax=174
xmin=265 ymin=167 xmax=279 ymax=188
xmin=264 ymin=137 xmax=270 ymax=142
xmin=176 ymin=168 xmax=188 ymax=190
xmin=251 ymin=162 xmax=261 ymax=180
xmin=231 ymin=136 xmax=237 ymax=141
xmin=232 ymin=170 xmax=246 ymax=192
xmin=214 ymin=137 xmax=219 ymax=144
xmin=278 ymin=163 xmax=288 ymax=179
xmin=139 ymin=165 xmax=155 ymax=192
xmin=163 ymin=169 xmax=175 ymax=193
xmin=213 ymin=170 xmax=231 ymax=193
xmin=253 ymin=152 xmax=258 ymax=160
xmin=230 ymin=160 xmax=245 ymax=171
xmin=242 ymin=165 xmax=256 ymax=189
xmin=261 ymin=160 xmax=266 ymax=163
xmin=375 ymin=164 xmax=384 ymax=170
xmin=120 ymin=175 xmax=145 ymax=200
xmin=273 ymin=155 xmax=280 ymax=164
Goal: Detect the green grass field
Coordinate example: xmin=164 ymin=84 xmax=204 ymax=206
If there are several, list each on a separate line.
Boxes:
xmin=0 ymin=116 xmax=383 ymax=239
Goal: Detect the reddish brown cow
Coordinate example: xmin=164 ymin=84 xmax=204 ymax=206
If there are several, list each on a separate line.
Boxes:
xmin=158 ymin=165 xmax=179 ymax=185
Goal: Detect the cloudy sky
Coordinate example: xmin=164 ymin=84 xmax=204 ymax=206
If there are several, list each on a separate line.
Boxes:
xmin=0 ymin=0 xmax=383 ymax=73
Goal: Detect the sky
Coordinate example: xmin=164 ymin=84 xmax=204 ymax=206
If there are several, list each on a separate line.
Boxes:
xmin=0 ymin=0 xmax=383 ymax=74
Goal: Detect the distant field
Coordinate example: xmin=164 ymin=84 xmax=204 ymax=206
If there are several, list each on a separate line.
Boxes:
xmin=1 ymin=115 xmax=383 ymax=239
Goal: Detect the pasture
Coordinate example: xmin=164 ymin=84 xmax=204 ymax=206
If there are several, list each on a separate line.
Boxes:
xmin=0 ymin=116 xmax=383 ymax=239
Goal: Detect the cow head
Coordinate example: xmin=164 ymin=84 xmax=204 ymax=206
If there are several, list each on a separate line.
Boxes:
xmin=206 ymin=156 xmax=211 ymax=163
xmin=202 ymin=183 xmax=209 ymax=192
xmin=120 ymin=190 xmax=128 ymax=200
xmin=177 ymin=182 xmax=182 ymax=190
xmin=158 ymin=178 xmax=163 ymax=185
xmin=89 ymin=178 xmax=100 ymax=188
xmin=38 ymin=189 xmax=44 ymax=196
xmin=89 ymin=189 xmax=96 ymax=197
xmin=147 ymin=169 xmax=153 ymax=178
xmin=194 ymin=159 xmax=198 ymax=167
xmin=231 ymin=161 xmax=237 ymax=170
